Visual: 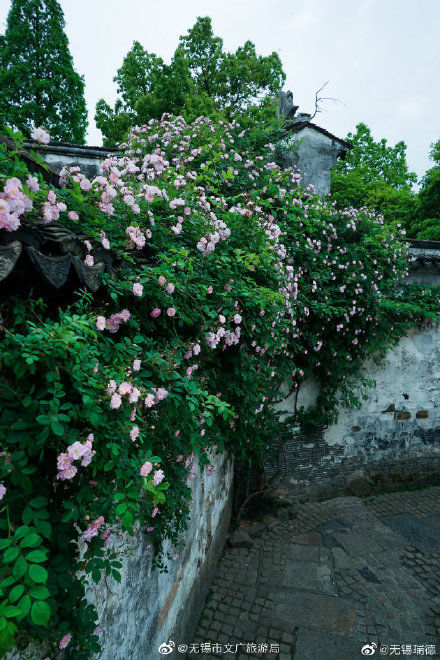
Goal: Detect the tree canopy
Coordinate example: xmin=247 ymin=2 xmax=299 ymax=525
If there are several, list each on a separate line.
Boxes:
xmin=409 ymin=139 xmax=440 ymax=239
xmin=95 ymin=16 xmax=285 ymax=146
xmin=330 ymin=123 xmax=417 ymax=227
xmin=0 ymin=0 xmax=87 ymax=144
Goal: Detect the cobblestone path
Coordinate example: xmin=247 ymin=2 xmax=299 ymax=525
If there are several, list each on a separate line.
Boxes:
xmin=192 ymin=487 xmax=440 ymax=659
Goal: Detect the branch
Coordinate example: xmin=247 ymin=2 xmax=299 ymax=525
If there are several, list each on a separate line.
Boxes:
xmin=310 ymin=81 xmax=342 ymax=120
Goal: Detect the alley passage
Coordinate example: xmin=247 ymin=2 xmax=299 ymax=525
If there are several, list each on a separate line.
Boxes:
xmin=193 ymin=487 xmax=440 ymax=658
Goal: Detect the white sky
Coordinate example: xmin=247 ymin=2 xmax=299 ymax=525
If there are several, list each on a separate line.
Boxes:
xmin=0 ymin=0 xmax=439 ymax=180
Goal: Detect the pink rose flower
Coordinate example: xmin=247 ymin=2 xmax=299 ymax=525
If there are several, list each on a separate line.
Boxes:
xmin=59 ymin=633 xmax=72 ymax=649
xmin=133 ymin=282 xmax=143 ymax=297
xmin=110 ymin=393 xmax=122 ymax=409
xmin=153 ymin=469 xmax=165 ymax=486
xmin=151 ymin=308 xmax=161 ymax=318
xmin=140 ymin=461 xmax=153 ymax=477
xmin=0 ymin=484 xmax=6 ymax=500
xmin=26 ymin=175 xmax=39 ymax=192
xmin=167 ymin=307 xmax=176 ymax=317
xmin=144 ymin=393 xmax=155 ymax=408
xmin=31 ymin=126 xmax=50 ymax=145
xmin=155 ymin=388 xmax=169 ymax=401
xmin=80 ymin=179 xmax=92 ymax=191
xmin=96 ymin=316 xmax=106 ymax=331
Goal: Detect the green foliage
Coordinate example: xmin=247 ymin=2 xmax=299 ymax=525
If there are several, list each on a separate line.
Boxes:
xmin=95 ymin=17 xmax=285 ymax=146
xmin=331 ymin=122 xmax=417 ymax=226
xmin=1 ymin=116 xmax=439 ymax=657
xmin=409 ymin=139 xmax=440 ymax=239
xmin=0 ymin=0 xmax=87 ymax=143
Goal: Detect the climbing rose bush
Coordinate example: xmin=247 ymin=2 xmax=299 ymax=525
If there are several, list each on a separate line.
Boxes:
xmin=0 ymin=117 xmax=439 ymax=657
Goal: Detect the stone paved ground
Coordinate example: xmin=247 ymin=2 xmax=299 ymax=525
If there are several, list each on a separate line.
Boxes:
xmin=192 ymin=486 xmax=440 ymax=659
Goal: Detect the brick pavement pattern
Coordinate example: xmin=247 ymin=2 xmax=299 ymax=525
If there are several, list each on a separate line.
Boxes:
xmin=192 ymin=487 xmax=440 ymax=659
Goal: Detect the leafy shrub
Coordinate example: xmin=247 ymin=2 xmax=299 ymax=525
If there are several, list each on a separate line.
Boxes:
xmin=0 ymin=116 xmax=439 ymax=656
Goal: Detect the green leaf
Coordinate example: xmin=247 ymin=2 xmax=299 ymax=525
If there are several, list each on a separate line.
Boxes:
xmin=28 ymin=564 xmax=48 ymax=584
xmin=12 ymin=556 xmax=27 ymax=580
xmin=51 ymin=421 xmax=64 ymax=436
xmin=22 ymin=506 xmax=34 ymax=525
xmin=1 ymin=576 xmax=16 ymax=589
xmin=111 ymin=570 xmax=121 ymax=583
xmin=34 ymin=519 xmax=52 ymax=539
xmin=8 ymin=585 xmax=24 ymax=603
xmin=25 ymin=550 xmax=47 ymax=563
xmin=121 ymin=511 xmax=134 ymax=531
xmin=29 ymin=585 xmax=50 ymax=600
xmin=31 ymin=600 xmax=50 ymax=626
xmin=115 ymin=503 xmax=128 ymax=515
xmin=16 ymin=594 xmax=31 ymax=619
xmin=92 ymin=568 xmax=101 ymax=584
xmin=3 ymin=605 xmax=22 ymax=618
xmin=13 ymin=526 xmax=30 ymax=541
xmin=0 ymin=539 xmax=11 ymax=551
xmin=19 ymin=533 xmax=42 ymax=548
xmin=29 ymin=497 xmax=47 ymax=509
xmin=3 ymin=547 xmax=19 ymax=563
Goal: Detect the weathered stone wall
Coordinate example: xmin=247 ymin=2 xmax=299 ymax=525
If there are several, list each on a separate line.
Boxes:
xmin=88 ymin=452 xmax=233 ymax=659
xmin=267 ymin=324 xmax=440 ymax=500
xmin=276 ymin=125 xmax=347 ymax=195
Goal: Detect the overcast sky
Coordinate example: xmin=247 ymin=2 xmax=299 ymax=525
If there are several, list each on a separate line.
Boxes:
xmin=0 ymin=0 xmax=439 ymax=180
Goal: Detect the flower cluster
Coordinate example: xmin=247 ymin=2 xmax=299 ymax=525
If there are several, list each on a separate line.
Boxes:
xmin=96 ymin=309 xmax=130 ymax=333
xmin=56 ymin=435 xmax=95 ymax=480
xmin=30 ymin=126 xmax=51 ymax=145
xmin=81 ymin=515 xmax=105 ymax=542
xmin=0 ymin=177 xmax=32 ymax=231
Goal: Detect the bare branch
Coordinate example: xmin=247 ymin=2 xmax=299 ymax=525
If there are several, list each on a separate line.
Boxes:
xmin=310 ymin=81 xmax=342 ymax=120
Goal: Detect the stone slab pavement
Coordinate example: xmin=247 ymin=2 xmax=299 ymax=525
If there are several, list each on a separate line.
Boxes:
xmin=191 ymin=486 xmax=440 ymax=659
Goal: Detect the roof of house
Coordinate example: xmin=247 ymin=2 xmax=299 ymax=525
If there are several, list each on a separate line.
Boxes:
xmin=22 ymin=140 xmax=118 ymax=159
xmin=406 ymin=238 xmax=440 ymax=273
xmin=286 ymin=121 xmax=353 ymax=151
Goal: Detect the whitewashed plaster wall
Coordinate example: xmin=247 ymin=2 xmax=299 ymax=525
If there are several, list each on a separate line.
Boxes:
xmin=88 ymin=452 xmax=234 ymax=660
xmin=268 ymin=325 xmax=440 ymax=493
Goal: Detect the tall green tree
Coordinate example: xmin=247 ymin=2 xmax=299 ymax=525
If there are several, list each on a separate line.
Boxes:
xmin=95 ymin=16 xmax=285 ymax=146
xmin=0 ymin=0 xmax=87 ymax=143
xmin=408 ymin=140 xmax=440 ymax=239
xmin=417 ymin=140 xmax=440 ymax=220
xmin=331 ymin=123 xmax=417 ymax=226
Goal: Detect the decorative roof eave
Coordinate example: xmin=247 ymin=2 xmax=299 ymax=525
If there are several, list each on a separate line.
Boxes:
xmin=0 ymin=220 xmax=113 ymax=294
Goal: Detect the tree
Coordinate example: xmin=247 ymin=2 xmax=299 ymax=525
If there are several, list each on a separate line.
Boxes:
xmin=331 ymin=123 xmax=417 ymax=226
xmin=407 ymin=140 xmax=440 ymax=239
xmin=95 ymin=16 xmax=285 ymax=146
xmin=417 ymin=140 xmax=440 ymax=220
xmin=0 ymin=0 xmax=87 ymax=143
